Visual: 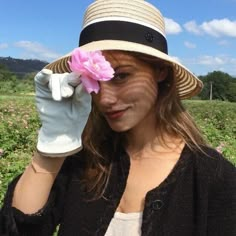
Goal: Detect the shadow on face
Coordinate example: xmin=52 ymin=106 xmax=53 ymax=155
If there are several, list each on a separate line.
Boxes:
xmin=92 ymin=50 xmax=168 ymax=107
xmin=91 ymin=50 xmax=171 ymax=132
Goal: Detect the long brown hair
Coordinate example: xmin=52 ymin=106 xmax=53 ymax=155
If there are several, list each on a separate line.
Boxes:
xmin=81 ymin=51 xmax=207 ymax=199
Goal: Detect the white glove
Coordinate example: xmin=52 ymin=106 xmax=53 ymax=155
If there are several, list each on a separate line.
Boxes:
xmin=34 ymin=69 xmax=91 ymax=157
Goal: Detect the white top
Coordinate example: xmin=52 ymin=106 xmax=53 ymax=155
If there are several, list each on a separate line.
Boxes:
xmin=105 ymin=212 xmax=143 ymax=236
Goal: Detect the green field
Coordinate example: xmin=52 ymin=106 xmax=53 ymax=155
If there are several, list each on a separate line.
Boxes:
xmin=0 ymin=96 xmax=236 ymax=206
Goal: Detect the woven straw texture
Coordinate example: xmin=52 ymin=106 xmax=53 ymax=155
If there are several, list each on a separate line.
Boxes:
xmin=45 ymin=0 xmax=203 ymax=99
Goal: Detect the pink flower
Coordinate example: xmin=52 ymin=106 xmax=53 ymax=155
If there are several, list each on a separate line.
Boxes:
xmin=216 ymin=142 xmax=225 ymax=154
xmin=68 ymin=48 xmax=114 ymax=93
xmin=0 ymin=148 xmax=4 ymax=157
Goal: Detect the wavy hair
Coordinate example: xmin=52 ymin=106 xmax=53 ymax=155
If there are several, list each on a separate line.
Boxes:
xmin=81 ymin=51 xmax=207 ymax=200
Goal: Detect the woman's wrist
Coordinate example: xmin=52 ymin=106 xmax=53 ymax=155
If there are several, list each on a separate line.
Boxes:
xmin=30 ymin=151 xmax=66 ymax=174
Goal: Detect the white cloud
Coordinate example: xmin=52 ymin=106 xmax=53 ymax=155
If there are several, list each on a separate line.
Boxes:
xmin=184 ymin=18 xmax=236 ymax=38
xmin=184 ymin=41 xmax=196 ymax=49
xmin=170 ymin=55 xmax=182 ymax=64
xmin=183 ymin=54 xmax=236 ymax=76
xmin=185 ymin=55 xmax=236 ymax=69
xmin=230 ymin=58 xmax=236 ymax=64
xmin=198 ymin=55 xmax=225 ymax=65
xmin=184 ymin=21 xmax=202 ymax=35
xmin=201 ymin=19 xmax=236 ymax=37
xmin=164 ymin=18 xmax=182 ymax=35
xmin=0 ymin=43 xmax=8 ymax=49
xmin=217 ymin=40 xmax=230 ymax=46
xmin=14 ymin=41 xmax=61 ymax=61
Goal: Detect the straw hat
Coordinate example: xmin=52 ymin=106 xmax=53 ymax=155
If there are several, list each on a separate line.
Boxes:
xmin=45 ymin=0 xmax=203 ymax=99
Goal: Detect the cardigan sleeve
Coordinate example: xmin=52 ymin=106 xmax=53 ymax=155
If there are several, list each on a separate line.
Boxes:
xmin=207 ymin=154 xmax=236 ymax=235
xmin=0 ymin=157 xmax=72 ymax=236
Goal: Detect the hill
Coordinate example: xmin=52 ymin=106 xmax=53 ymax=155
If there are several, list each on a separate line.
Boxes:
xmin=0 ymin=57 xmax=48 ymax=75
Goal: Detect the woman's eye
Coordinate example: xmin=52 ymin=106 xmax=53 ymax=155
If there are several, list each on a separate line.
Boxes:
xmin=113 ymin=73 xmax=130 ymax=81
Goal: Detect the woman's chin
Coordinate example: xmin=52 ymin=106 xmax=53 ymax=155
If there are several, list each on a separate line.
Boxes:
xmin=108 ymin=123 xmax=131 ymax=133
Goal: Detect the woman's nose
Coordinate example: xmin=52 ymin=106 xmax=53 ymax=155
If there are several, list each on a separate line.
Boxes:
xmin=98 ymin=81 xmax=117 ymax=106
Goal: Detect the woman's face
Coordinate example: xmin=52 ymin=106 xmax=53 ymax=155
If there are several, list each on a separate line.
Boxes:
xmin=92 ymin=51 xmax=162 ymax=132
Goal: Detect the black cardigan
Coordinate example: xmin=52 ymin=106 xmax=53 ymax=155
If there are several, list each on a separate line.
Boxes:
xmin=0 ymin=145 xmax=236 ymax=236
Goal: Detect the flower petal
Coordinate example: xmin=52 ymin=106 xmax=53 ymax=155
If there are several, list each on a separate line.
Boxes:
xmin=68 ymin=48 xmax=114 ymax=93
xmin=80 ymin=75 xmax=100 ymax=94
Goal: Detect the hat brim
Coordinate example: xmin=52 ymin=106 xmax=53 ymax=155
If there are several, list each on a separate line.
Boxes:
xmin=45 ymin=40 xmax=203 ymax=99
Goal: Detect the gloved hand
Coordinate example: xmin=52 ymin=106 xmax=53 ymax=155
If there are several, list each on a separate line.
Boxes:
xmin=34 ymin=69 xmax=91 ymax=157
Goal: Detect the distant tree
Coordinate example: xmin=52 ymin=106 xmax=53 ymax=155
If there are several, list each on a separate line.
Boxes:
xmin=226 ymin=79 xmax=236 ymax=102
xmin=18 ymin=72 xmax=36 ymax=93
xmin=0 ymin=65 xmax=35 ymax=94
xmin=0 ymin=64 xmax=15 ymax=81
xmin=199 ymin=71 xmax=236 ymax=102
xmin=0 ymin=57 xmax=47 ymax=75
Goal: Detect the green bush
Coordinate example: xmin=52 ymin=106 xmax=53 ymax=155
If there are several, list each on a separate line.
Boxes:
xmin=0 ymin=95 xmax=40 ymax=204
xmin=183 ymin=100 xmax=236 ymax=164
xmin=0 ymin=66 xmax=35 ymax=95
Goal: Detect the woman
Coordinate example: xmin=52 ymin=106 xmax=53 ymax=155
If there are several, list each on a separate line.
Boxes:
xmin=1 ymin=0 xmax=235 ymax=235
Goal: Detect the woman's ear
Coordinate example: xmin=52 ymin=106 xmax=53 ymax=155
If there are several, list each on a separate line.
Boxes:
xmin=157 ymin=66 xmax=168 ymax=82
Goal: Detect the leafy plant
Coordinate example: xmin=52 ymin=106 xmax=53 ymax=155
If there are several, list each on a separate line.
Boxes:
xmin=0 ymin=95 xmax=40 ymax=205
xmin=183 ymin=100 xmax=236 ymax=164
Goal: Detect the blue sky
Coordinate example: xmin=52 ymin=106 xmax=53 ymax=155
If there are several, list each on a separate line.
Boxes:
xmin=1 ymin=0 xmax=236 ymax=76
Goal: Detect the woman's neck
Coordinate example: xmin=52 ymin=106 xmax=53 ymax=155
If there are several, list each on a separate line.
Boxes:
xmin=123 ymin=107 xmax=184 ymax=160
xmin=124 ymin=121 xmax=183 ymax=160
xmin=125 ymin=110 xmax=158 ymax=153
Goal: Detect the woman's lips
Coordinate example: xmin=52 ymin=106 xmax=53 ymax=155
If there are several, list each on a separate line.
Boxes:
xmin=105 ymin=109 xmax=126 ymax=119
